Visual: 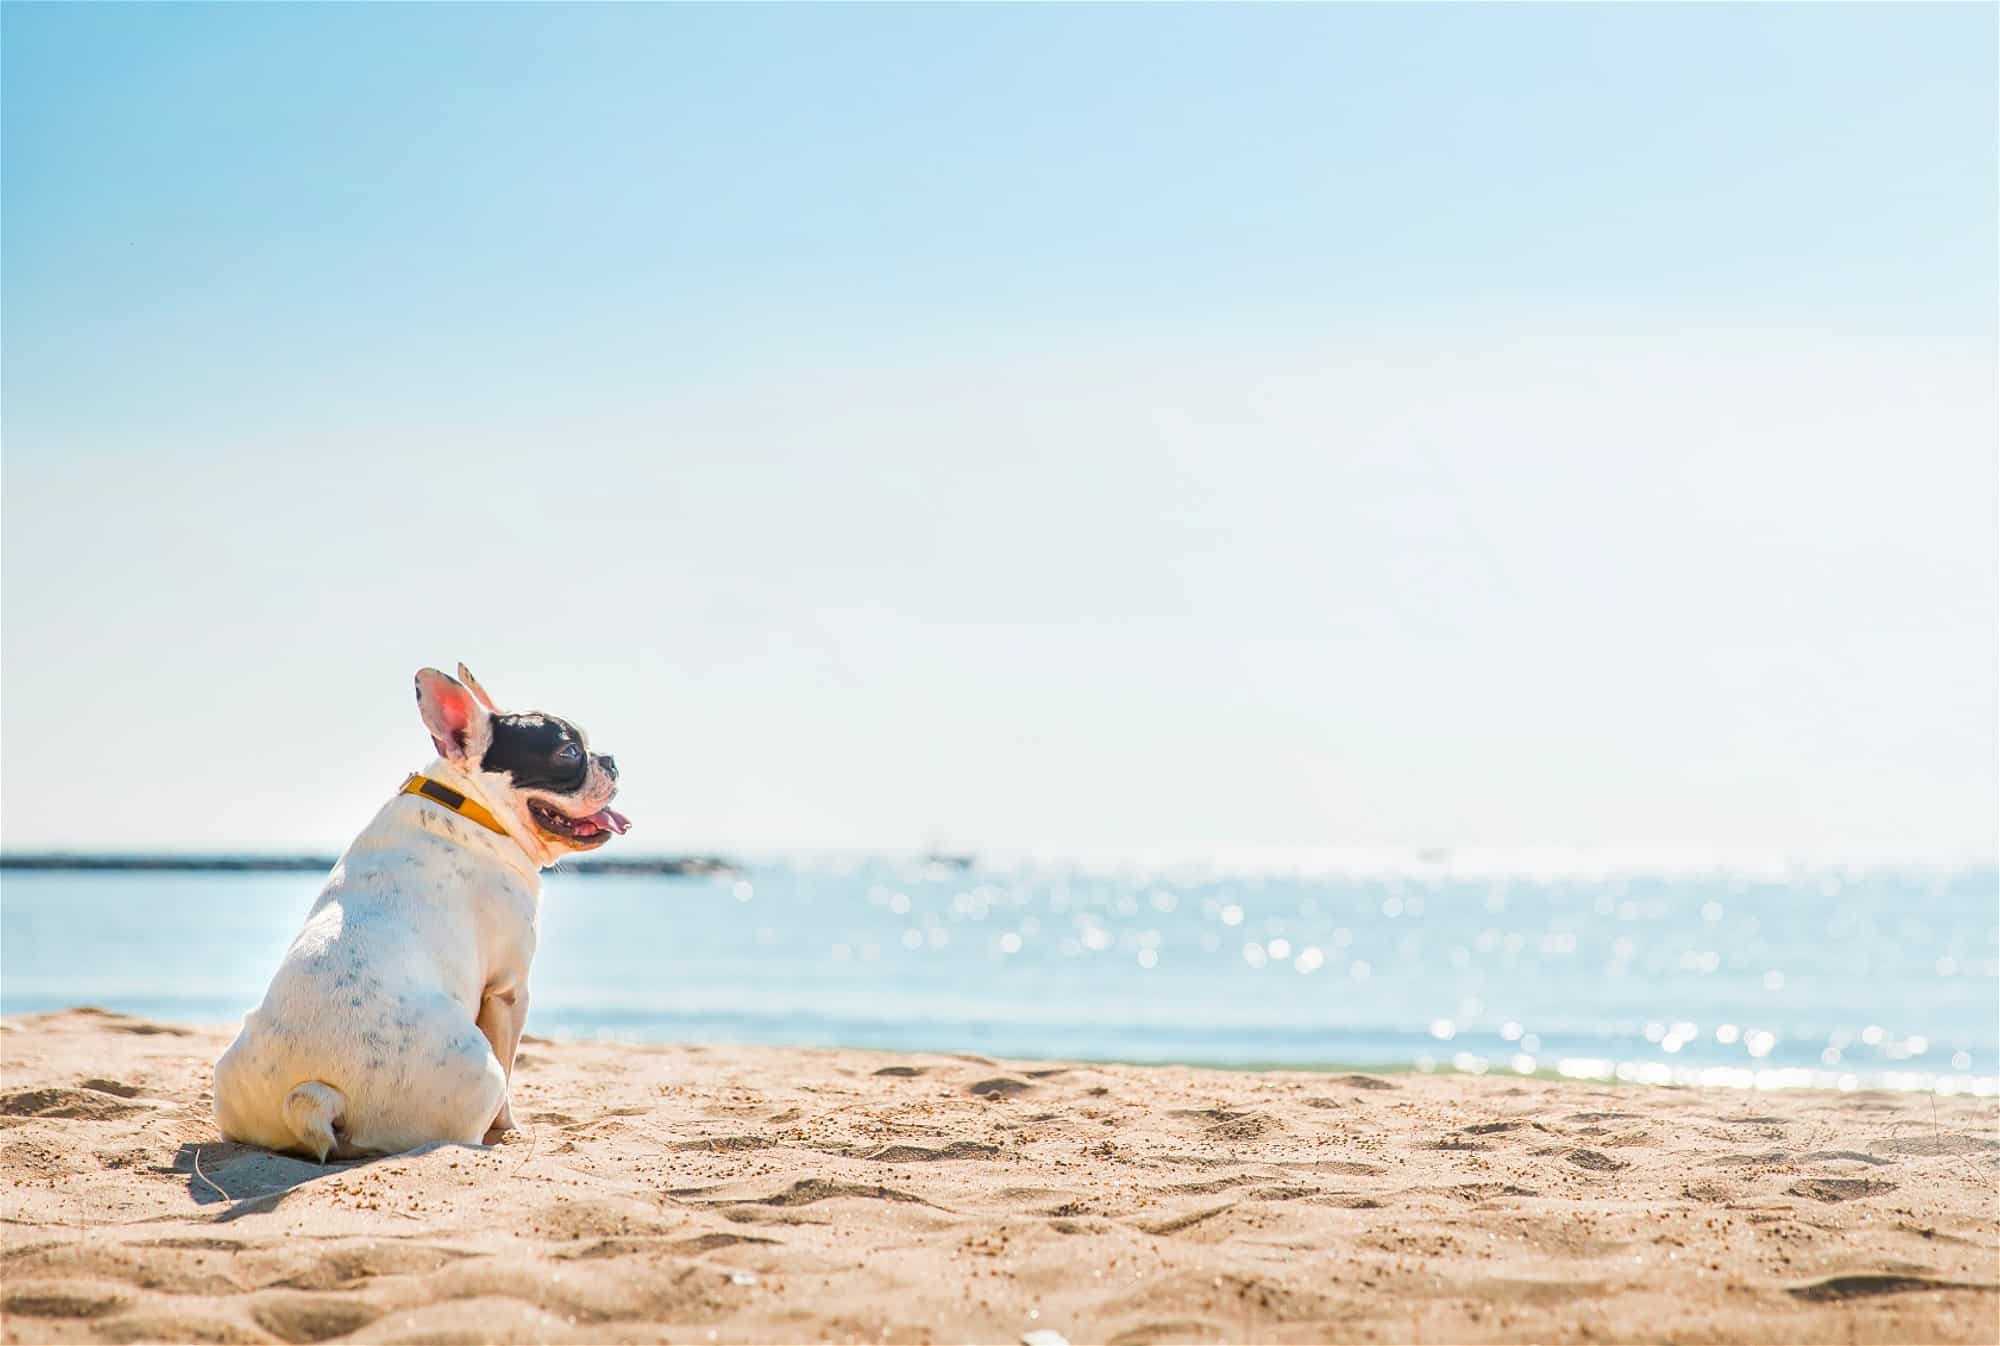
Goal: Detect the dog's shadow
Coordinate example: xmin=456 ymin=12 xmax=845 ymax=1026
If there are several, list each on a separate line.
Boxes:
xmin=169 ymin=1141 xmax=380 ymax=1222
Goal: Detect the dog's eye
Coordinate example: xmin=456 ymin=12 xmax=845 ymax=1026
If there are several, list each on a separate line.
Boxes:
xmin=555 ymin=742 xmax=582 ymax=762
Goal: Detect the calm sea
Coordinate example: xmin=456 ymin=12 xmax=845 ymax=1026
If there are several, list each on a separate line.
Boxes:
xmin=3 ymin=858 xmax=1994 ymax=1094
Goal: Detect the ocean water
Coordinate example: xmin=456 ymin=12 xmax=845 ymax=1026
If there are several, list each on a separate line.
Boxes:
xmin=3 ymin=858 xmax=1995 ymax=1094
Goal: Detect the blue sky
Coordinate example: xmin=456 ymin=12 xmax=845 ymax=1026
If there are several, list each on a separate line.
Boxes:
xmin=4 ymin=4 xmax=1995 ymax=859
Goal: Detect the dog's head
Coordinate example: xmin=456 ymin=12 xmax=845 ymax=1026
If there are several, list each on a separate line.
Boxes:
xmin=414 ymin=664 xmax=629 ymax=861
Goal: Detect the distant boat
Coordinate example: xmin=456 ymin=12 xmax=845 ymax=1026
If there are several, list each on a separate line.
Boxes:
xmin=923 ymin=851 xmax=976 ymax=871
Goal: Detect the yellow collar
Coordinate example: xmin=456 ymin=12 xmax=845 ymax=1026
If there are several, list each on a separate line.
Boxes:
xmin=400 ymin=773 xmax=511 ymax=838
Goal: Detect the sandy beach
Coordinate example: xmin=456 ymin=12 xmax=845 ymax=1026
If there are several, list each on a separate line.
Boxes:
xmin=2 ymin=1008 xmax=1995 ymax=1344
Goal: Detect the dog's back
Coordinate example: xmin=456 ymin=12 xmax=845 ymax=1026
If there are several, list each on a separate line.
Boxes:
xmin=213 ymin=808 xmax=524 ymax=1159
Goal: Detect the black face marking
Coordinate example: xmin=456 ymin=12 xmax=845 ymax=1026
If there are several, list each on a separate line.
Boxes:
xmin=481 ymin=712 xmax=589 ymax=794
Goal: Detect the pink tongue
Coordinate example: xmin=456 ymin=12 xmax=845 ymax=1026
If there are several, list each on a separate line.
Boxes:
xmin=583 ymin=807 xmax=631 ymax=835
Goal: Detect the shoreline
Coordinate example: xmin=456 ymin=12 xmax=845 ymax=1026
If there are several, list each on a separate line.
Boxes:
xmin=4 ymin=1002 xmax=1994 ymax=1103
xmin=4 ymin=1007 xmax=1996 ymax=1344
xmin=7 ymin=1003 xmax=1993 ymax=1101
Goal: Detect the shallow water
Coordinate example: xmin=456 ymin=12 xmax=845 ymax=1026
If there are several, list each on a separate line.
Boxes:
xmin=3 ymin=858 xmax=1994 ymax=1092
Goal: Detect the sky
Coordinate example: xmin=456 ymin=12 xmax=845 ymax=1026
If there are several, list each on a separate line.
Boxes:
xmin=3 ymin=4 xmax=1995 ymax=861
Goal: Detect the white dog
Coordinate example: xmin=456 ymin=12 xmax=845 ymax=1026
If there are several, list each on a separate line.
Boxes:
xmin=213 ymin=665 xmax=628 ymax=1160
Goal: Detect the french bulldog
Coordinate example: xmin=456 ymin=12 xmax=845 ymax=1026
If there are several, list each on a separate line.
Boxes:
xmin=213 ymin=664 xmax=628 ymax=1160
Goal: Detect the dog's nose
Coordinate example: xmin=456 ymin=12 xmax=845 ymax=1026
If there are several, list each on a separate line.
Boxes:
xmin=597 ymin=754 xmax=618 ymax=780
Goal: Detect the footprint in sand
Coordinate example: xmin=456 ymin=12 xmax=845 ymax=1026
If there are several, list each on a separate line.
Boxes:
xmin=1171 ymin=1110 xmax=1279 ymax=1141
xmin=1707 ymin=1150 xmax=1790 ymax=1168
xmin=2 ymin=1286 xmax=128 ymax=1321
xmin=1442 ymin=1182 xmax=1541 ymax=1202
xmin=1564 ymin=1148 xmax=1629 ymax=1172
xmin=668 ymin=1232 xmax=781 ymax=1254
xmin=669 ymin=1135 xmax=778 ymax=1153
xmin=715 ymin=1178 xmax=931 ymax=1208
xmin=96 ymin=1147 xmax=153 ymax=1171
xmin=1679 ymin=1180 xmax=1739 ymax=1203
xmin=1134 ymin=1203 xmax=1237 ymax=1236
xmin=250 ymin=1291 xmax=384 ymax=1344
xmin=273 ymin=1240 xmax=475 ymax=1291
xmin=841 ymin=1141 xmax=1002 ymax=1163
xmin=0 ymin=1087 xmax=143 ymax=1121
xmin=105 ymin=1020 xmax=190 ymax=1038
xmin=1788 ymin=1177 xmax=1898 ymax=1203
xmin=1788 ymin=1273 xmax=1997 ymax=1301
xmin=1870 ymin=1134 xmax=2000 ymax=1157
xmin=99 ymin=1017 xmax=191 ymax=1037
xmin=1108 ymin=1319 xmax=1229 ymax=1345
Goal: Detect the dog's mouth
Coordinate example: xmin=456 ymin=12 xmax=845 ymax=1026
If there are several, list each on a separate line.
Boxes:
xmin=527 ymin=798 xmax=631 ymax=847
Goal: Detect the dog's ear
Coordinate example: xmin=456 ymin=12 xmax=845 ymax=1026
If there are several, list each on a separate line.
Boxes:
xmin=415 ymin=667 xmax=490 ymax=761
xmin=455 ymin=663 xmax=498 ymax=712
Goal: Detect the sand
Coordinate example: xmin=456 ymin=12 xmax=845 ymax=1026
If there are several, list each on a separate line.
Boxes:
xmin=1 ymin=1008 xmax=1995 ymax=1344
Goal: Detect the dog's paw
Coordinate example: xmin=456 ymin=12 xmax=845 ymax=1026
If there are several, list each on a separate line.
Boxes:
xmin=483 ymin=1103 xmax=519 ymax=1146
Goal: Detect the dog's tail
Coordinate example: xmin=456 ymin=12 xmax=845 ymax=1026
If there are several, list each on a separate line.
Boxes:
xmin=281 ymin=1081 xmax=347 ymax=1163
